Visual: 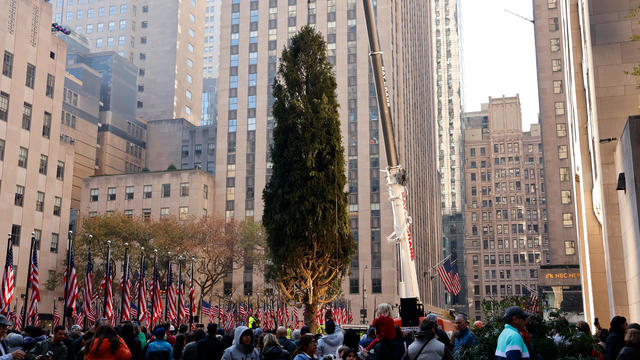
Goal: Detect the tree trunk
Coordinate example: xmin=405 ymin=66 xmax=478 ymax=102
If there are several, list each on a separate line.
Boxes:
xmin=303 ymin=302 xmax=318 ymax=333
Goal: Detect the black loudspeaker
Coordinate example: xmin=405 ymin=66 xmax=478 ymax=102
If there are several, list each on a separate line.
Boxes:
xmin=400 ymin=298 xmax=423 ymax=327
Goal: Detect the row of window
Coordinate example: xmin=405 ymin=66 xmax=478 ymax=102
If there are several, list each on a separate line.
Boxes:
xmin=89 ymin=183 xmax=208 ymax=201
xmin=12 ymin=185 xmax=63 ymax=216
xmin=2 ymin=53 xmax=55 ymax=97
xmin=89 ymin=206 xmax=203 ymax=221
xmin=0 ymin=141 xmax=65 ymax=178
xmin=10 ymin=224 xmax=59 ymax=253
xmin=470 ymin=237 xmax=545 ymax=250
xmin=472 ymin=252 xmax=542 ymax=266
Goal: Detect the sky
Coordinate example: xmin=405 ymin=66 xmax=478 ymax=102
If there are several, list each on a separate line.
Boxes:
xmin=459 ymin=0 xmax=540 ymax=129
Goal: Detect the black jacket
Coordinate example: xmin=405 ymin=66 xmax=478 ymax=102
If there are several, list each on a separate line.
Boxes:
xmin=616 ymin=344 xmax=640 ymax=360
xmin=123 ymin=336 xmax=143 ymax=360
xmin=260 ymin=346 xmax=291 ymax=360
xmin=435 ymin=328 xmax=452 ymax=352
xmin=605 ymin=331 xmax=625 ymax=360
xmin=196 ymin=335 xmax=224 ymax=360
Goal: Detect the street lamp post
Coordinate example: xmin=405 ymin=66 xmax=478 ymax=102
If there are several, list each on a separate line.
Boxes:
xmin=361 ymin=265 xmax=368 ymax=324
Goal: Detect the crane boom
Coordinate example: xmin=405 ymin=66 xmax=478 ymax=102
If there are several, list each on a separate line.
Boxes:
xmin=362 ymin=0 xmax=421 ymax=301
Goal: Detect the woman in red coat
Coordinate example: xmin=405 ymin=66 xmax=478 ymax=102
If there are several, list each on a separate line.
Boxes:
xmin=84 ymin=325 xmax=132 ymax=360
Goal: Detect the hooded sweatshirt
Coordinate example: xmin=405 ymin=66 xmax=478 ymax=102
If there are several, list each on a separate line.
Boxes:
xmin=84 ymin=337 xmax=131 ymax=360
xmin=316 ymin=327 xmax=343 ymax=358
xmin=220 ymin=326 xmax=260 ymax=360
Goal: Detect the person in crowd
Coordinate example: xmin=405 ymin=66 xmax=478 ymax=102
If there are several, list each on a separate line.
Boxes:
xmin=495 ymin=306 xmax=530 ymax=360
xmin=616 ymin=323 xmax=640 ymax=360
xmin=26 ymin=326 xmax=68 ymax=360
xmin=606 ymin=316 xmax=627 ymax=360
xmin=195 ymin=324 xmax=223 ymax=360
xmin=316 ymin=320 xmax=343 ymax=358
xmin=0 ymin=315 xmax=25 ymax=360
xmin=120 ymin=322 xmax=143 ymax=360
xmin=181 ymin=330 xmax=205 ymax=360
xmin=576 ymin=321 xmax=591 ymax=335
xmin=290 ymin=330 xmax=300 ymax=346
xmin=452 ymin=314 xmax=476 ymax=354
xmin=23 ymin=327 xmax=46 ymax=352
xmin=358 ymin=328 xmax=375 ymax=350
xmin=424 ymin=314 xmax=452 ymax=352
xmin=340 ymin=348 xmax=357 ymax=360
xmin=83 ymin=325 xmax=131 ymax=360
xmin=173 ymin=334 xmax=186 ymax=360
xmin=597 ymin=329 xmax=609 ymax=354
xmin=294 ymin=327 xmax=310 ymax=348
xmin=276 ymin=327 xmax=296 ymax=355
xmin=146 ymin=328 xmax=173 ymax=360
xmin=292 ymin=334 xmax=316 ymax=360
xmin=6 ymin=333 xmax=24 ymax=352
xmin=221 ymin=326 xmax=259 ymax=360
xmin=342 ymin=329 xmax=363 ymax=357
xmin=403 ymin=319 xmax=453 ymax=360
xmin=261 ymin=333 xmax=292 ymax=360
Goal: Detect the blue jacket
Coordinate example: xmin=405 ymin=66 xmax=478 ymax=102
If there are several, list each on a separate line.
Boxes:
xmin=145 ymin=339 xmax=173 ymax=360
xmin=453 ymin=328 xmax=477 ymax=353
xmin=495 ymin=324 xmax=529 ymax=360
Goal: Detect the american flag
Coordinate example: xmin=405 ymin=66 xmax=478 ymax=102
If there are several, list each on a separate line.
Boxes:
xmin=436 ymin=258 xmax=461 ymax=295
xmin=152 ymin=262 xmax=163 ymax=323
xmin=529 ymin=290 xmax=539 ymax=313
xmin=14 ymin=305 xmax=22 ymax=331
xmin=348 ymin=310 xmax=353 ymax=324
xmin=26 ymin=247 xmax=39 ymax=321
xmin=178 ymin=282 xmax=188 ymax=322
xmin=52 ymin=302 xmax=60 ymax=328
xmin=166 ymin=266 xmax=176 ymax=323
xmin=120 ymin=261 xmax=131 ymax=321
xmin=73 ymin=312 xmax=84 ymax=326
xmin=239 ymin=303 xmax=246 ymax=320
xmin=138 ymin=261 xmax=148 ymax=324
xmin=64 ymin=245 xmax=79 ymax=311
xmin=285 ymin=305 xmax=290 ymax=327
xmin=131 ymin=304 xmax=138 ymax=319
xmin=104 ymin=261 xmax=114 ymax=322
xmin=188 ymin=273 xmax=195 ymax=316
xmin=83 ymin=250 xmax=95 ymax=324
xmin=292 ymin=307 xmax=298 ymax=326
xmin=201 ymin=300 xmax=211 ymax=319
xmin=277 ymin=306 xmax=283 ymax=326
xmin=1 ymin=242 xmax=14 ymax=314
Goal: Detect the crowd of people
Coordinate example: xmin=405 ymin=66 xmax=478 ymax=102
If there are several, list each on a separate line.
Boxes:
xmin=0 ymin=303 xmax=638 ymax=360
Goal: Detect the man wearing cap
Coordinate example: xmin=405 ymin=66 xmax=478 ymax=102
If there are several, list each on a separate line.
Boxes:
xmin=0 ymin=315 xmax=26 ymax=360
xmin=495 ymin=307 xmax=530 ymax=360
xmin=145 ymin=328 xmax=172 ymax=360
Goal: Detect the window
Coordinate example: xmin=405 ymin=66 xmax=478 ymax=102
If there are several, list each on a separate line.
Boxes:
xmin=39 ymin=155 xmax=48 ymax=175
xmin=560 ymin=167 xmax=570 ymax=182
xmin=56 ymin=161 xmax=65 ymax=180
xmin=50 ymin=233 xmax=59 ymax=253
xmin=185 ymin=106 xmax=191 ymax=115
xmin=0 ymin=92 xmax=8 ymax=121
xmin=142 ymin=209 xmax=152 ymax=222
xmin=204 ymin=185 xmax=208 ymax=199
xmin=10 ymin=225 xmax=21 ymax=245
xmin=186 ymin=90 xmax=192 ymax=100
xmin=556 ymin=123 xmax=567 ymax=137
xmin=558 ymin=145 xmax=568 ymax=159
xmin=143 ymin=185 xmax=152 ymax=198
xmin=90 ymin=188 xmax=99 ymax=202
xmin=53 ymin=196 xmax=62 ymax=216
xmin=563 ymin=213 xmax=573 ymax=227
xmin=33 ymin=230 xmax=42 ymax=250
xmin=18 ymin=147 xmax=28 ymax=168
xmin=118 ymin=35 xmax=125 ymax=46
xmin=14 ymin=185 xmax=25 ymax=206
xmin=162 ymin=184 xmax=171 ymax=197
xmin=0 ymin=139 xmax=4 ymax=161
xmin=160 ymin=207 xmax=170 ymax=219
xmin=121 ymin=4 xmax=127 ymax=13
xmin=126 ymin=186 xmax=134 ymax=200
xmin=107 ymin=37 xmax=114 ymax=46
xmin=548 ymin=0 xmax=557 ymax=9
xmin=25 ymin=64 xmax=35 ymax=89
xmin=20 ymin=102 xmax=33 ymax=130
xmin=548 ymin=17 xmax=559 ymax=31
xmin=552 ymin=59 xmax=562 ymax=72
xmin=2 ymin=51 xmax=13 ymax=78
xmin=143 ymin=5 xmax=148 ymax=13
xmin=554 ymin=101 xmax=565 ymax=115
xmin=42 ymin=112 xmax=51 ymax=138
xmin=140 ymin=36 xmax=147 ymax=44
xmin=44 ymin=74 xmax=54 ymax=98
xmin=561 ymin=190 xmax=572 ymax=204
xmin=120 ymin=20 xmax=126 ymax=29
xmin=96 ymin=38 xmax=103 ymax=48
xmin=565 ymin=241 xmax=576 ymax=255
xmin=108 ymin=187 xmax=116 ymax=201
xmin=179 ymin=206 xmax=189 ymax=220
xmin=553 ymin=80 xmax=563 ymax=94
xmin=124 ymin=209 xmax=133 ymax=218
xmin=36 ymin=191 xmax=45 ymax=212
xmin=188 ymin=43 xmax=194 ymax=53
xmin=180 ymin=183 xmax=189 ymax=196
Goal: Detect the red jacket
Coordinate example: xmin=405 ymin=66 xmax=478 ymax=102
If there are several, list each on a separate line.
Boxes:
xmin=365 ymin=315 xmax=397 ymax=351
xmin=85 ymin=337 xmax=132 ymax=360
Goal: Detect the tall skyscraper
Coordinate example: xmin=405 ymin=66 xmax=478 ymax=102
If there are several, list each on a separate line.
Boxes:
xmin=51 ymin=0 xmax=205 ymax=124
xmin=531 ymin=0 xmax=583 ymax=317
xmin=214 ymin=0 xmax=443 ymax=316
xmin=1 ymin=0 xmax=74 ymax=313
xmin=432 ymin=0 xmax=466 ymax=309
xmin=203 ymin=0 xmax=221 ymax=79
xmin=463 ymin=96 xmax=549 ymax=320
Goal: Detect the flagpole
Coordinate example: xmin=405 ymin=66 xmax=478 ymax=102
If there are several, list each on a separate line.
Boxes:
xmin=138 ymin=247 xmax=144 ymax=325
xmin=62 ymin=230 xmax=73 ymax=328
xmin=189 ymin=258 xmax=194 ymax=329
xmin=151 ymin=249 xmax=157 ymax=329
xmin=84 ymin=236 xmax=92 ymax=330
xmin=103 ymin=240 xmax=111 ymax=318
xmin=21 ymin=233 xmax=35 ymax=329
xmin=177 ymin=255 xmax=182 ymax=325
xmin=120 ymin=243 xmax=129 ymax=323
xmin=165 ymin=253 xmax=171 ymax=322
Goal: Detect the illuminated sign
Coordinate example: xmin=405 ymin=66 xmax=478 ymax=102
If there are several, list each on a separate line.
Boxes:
xmin=544 ymin=272 xmax=580 ymax=280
